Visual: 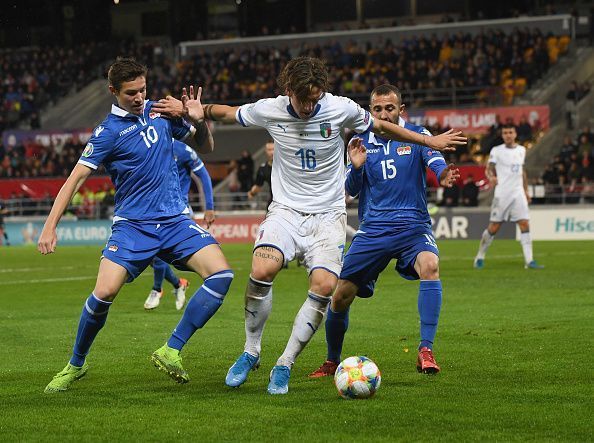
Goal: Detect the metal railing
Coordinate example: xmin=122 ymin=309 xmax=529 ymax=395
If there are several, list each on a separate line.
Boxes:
xmin=3 ymin=182 xmax=593 ymax=220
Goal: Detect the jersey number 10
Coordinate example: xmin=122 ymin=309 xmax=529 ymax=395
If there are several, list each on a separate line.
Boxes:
xmin=140 ymin=126 xmax=159 ymax=148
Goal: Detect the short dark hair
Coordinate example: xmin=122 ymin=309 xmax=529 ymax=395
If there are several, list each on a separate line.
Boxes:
xmin=370 ymin=84 xmax=402 ymax=106
xmin=501 ymin=123 xmax=516 ymax=130
xmin=277 ymin=57 xmax=329 ymax=102
xmin=108 ymin=57 xmax=148 ymax=91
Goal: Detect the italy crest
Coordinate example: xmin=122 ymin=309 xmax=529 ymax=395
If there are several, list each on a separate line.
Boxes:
xmin=320 ymin=122 xmax=332 ymax=138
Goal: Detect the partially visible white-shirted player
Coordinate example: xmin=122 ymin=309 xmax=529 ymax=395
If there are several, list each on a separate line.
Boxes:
xmin=153 ymin=56 xmax=467 ymax=395
xmin=474 ymin=124 xmax=544 ymax=270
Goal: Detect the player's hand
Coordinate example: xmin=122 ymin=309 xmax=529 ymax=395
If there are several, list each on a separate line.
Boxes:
xmin=151 ymin=96 xmax=184 ymax=118
xmin=526 ymin=192 xmax=532 ymax=204
xmin=204 ymin=210 xmax=215 ymax=228
xmin=427 ymin=129 xmax=467 ymax=152
xmin=439 ymin=163 xmax=461 ymax=188
xmin=181 ymin=86 xmax=205 ymax=126
xmin=37 ymin=227 xmax=57 ymax=255
xmin=247 ymin=190 xmax=255 ymax=200
xmin=489 ymin=175 xmax=498 ymax=187
xmin=347 ymin=137 xmax=367 ymax=169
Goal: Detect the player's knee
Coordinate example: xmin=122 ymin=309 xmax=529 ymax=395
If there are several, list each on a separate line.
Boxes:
xmin=418 ymin=257 xmax=440 ymax=280
xmin=203 ymin=270 xmax=234 ymax=299
xmin=92 ymin=286 xmax=120 ymax=302
xmin=250 ymin=263 xmax=277 ymax=283
xmin=333 ymin=289 xmax=355 ymax=311
xmin=310 ymin=281 xmax=335 ymax=297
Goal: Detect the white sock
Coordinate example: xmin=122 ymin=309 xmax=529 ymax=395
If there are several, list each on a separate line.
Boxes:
xmin=476 ymin=229 xmax=495 ymax=259
xmin=520 ymin=232 xmax=533 ymax=264
xmin=276 ymin=292 xmax=330 ymax=368
xmin=243 ymin=276 xmax=273 ymax=357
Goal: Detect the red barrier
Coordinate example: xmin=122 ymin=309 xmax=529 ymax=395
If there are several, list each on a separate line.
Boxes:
xmin=0 ymin=177 xmax=112 ymax=198
xmin=0 ymin=164 xmax=487 ymax=199
xmin=407 ymin=105 xmax=549 ymax=134
xmin=196 ymin=215 xmax=265 ymax=243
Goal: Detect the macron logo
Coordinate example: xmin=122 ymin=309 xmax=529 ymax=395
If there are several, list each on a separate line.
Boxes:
xmin=94 ymin=126 xmax=104 ymax=137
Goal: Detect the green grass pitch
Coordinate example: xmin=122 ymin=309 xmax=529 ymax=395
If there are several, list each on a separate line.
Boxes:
xmin=0 ymin=240 xmax=592 ymax=441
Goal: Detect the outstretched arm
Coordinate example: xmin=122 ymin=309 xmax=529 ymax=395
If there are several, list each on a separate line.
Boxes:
xmin=38 ymin=163 xmax=93 ymax=254
xmin=372 ymin=119 xmax=466 ymax=152
xmin=152 ymin=95 xmax=240 ymax=125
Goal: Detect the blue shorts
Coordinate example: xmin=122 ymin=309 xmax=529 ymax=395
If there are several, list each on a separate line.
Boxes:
xmin=102 ymin=214 xmax=218 ymax=282
xmin=339 ymin=223 xmax=439 ymax=298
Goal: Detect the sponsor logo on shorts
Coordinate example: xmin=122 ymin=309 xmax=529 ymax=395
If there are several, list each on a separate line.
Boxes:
xmin=397 ymin=146 xmax=411 ymax=156
xmin=82 ymin=143 xmax=94 ymax=157
xmin=108 ymin=244 xmax=118 ymax=252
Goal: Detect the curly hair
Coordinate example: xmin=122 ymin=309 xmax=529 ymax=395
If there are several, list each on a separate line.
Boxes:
xmin=108 ymin=57 xmax=148 ymax=91
xmin=277 ymin=56 xmax=329 ymax=101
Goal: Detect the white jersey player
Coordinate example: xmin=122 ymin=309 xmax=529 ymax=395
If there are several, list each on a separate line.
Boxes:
xmin=152 ymin=56 xmax=467 ymax=395
xmin=474 ymin=124 xmax=544 ymax=269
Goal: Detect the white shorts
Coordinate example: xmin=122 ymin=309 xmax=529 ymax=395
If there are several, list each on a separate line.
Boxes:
xmin=254 ymin=202 xmax=346 ymax=277
xmin=490 ymin=194 xmax=530 ymax=222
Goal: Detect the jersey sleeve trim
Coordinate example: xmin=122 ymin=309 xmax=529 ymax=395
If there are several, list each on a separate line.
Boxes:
xmin=427 ymin=157 xmax=446 ymax=166
xmin=77 ymin=159 xmax=98 ymax=170
xmin=192 ymin=163 xmax=205 ymax=172
xmin=236 ymin=109 xmax=248 ymax=127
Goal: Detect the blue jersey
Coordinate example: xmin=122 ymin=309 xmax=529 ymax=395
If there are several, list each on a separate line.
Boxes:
xmin=346 ymin=118 xmax=447 ymax=228
xmin=78 ymin=102 xmax=191 ymax=221
xmin=172 ymin=139 xmax=214 ymax=210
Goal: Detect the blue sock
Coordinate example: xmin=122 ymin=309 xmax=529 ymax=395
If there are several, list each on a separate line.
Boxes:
xmin=167 ymin=270 xmax=234 ymax=351
xmin=70 ymin=294 xmax=112 ymax=367
xmin=152 ymin=258 xmax=168 ymax=292
xmin=418 ymin=280 xmax=442 ymax=350
xmin=164 ymin=265 xmax=180 ymax=289
xmin=326 ymin=306 xmax=350 ymax=363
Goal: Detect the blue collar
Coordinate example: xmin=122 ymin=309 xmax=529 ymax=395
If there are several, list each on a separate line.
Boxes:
xmin=286 ymin=101 xmax=321 ymax=120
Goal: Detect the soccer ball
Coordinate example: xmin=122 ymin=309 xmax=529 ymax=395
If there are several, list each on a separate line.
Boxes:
xmin=334 ymin=356 xmax=381 ymax=399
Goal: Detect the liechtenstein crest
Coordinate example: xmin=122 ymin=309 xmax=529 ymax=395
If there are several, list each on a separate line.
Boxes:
xmin=320 ymin=122 xmax=332 ymax=138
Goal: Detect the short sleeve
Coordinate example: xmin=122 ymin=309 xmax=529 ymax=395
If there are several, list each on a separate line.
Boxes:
xmin=236 ymin=99 xmax=272 ymax=128
xmin=340 ymin=97 xmax=373 ymax=134
xmin=488 ymin=148 xmax=497 ymax=164
xmin=78 ymin=125 xmax=114 ymax=170
xmin=170 ymin=117 xmax=192 ymax=140
xmin=421 ymin=145 xmax=446 ymax=168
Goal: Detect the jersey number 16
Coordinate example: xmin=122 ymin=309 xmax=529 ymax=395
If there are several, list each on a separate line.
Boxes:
xmin=295 ymin=148 xmax=316 ymax=170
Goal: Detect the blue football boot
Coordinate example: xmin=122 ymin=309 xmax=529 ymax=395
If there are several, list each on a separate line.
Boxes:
xmin=267 ymin=365 xmax=291 ymax=395
xmin=225 ymin=352 xmax=260 ymax=387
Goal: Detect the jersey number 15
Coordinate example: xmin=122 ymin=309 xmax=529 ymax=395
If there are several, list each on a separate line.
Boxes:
xmin=380 ymin=159 xmax=397 ymax=179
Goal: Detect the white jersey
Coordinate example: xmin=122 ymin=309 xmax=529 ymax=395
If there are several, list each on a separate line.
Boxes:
xmin=236 ymin=93 xmax=373 ymax=213
xmin=488 ymin=143 xmax=526 ymax=199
